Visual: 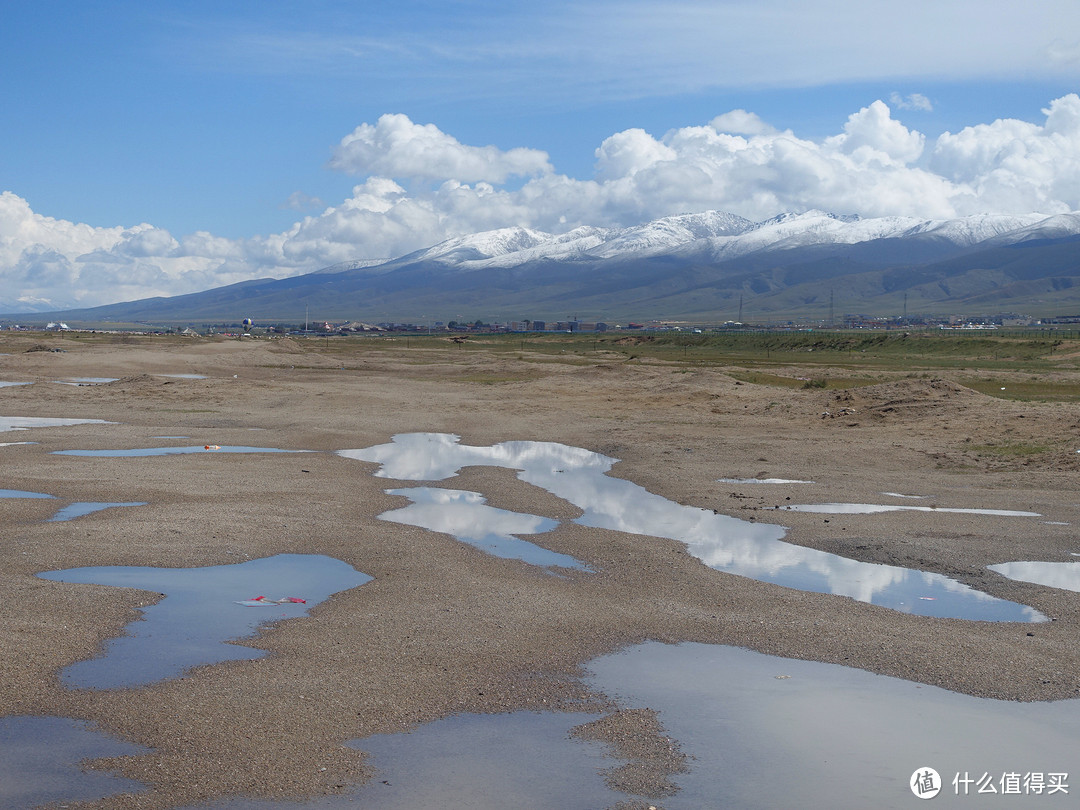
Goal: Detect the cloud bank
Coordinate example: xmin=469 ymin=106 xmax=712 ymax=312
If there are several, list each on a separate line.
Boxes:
xmin=3 ymin=95 xmax=1080 ymax=311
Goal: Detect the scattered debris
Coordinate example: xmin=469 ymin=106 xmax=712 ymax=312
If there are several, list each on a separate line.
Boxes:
xmin=235 ymin=596 xmax=308 ymax=607
xmin=204 ymin=445 xmax=221 ymax=450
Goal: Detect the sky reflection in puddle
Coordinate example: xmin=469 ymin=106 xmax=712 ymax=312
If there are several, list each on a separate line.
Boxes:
xmin=192 ymin=711 xmax=624 ymax=810
xmin=0 ymin=488 xmax=55 ymax=499
xmin=0 ymin=715 xmax=148 ymax=807
xmin=381 ymin=487 xmax=588 ymax=570
xmin=340 ymin=433 xmax=1043 ymax=622
xmin=37 ymin=554 xmax=372 ymax=689
xmin=989 ymin=561 xmax=1080 ymax=594
xmin=780 ymin=503 xmax=1041 ymax=517
xmin=47 ymin=502 xmax=147 ymax=522
xmin=0 ymin=381 xmax=32 ymax=388
xmin=53 ymin=445 xmax=308 ymax=457
xmin=585 ymin=642 xmax=1079 ymax=809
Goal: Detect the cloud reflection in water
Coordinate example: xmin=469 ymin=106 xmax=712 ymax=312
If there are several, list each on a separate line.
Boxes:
xmin=339 ymin=434 xmax=1045 ymax=622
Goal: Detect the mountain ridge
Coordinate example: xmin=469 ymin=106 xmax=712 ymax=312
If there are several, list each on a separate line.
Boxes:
xmin=6 ymin=210 xmax=1080 ymax=324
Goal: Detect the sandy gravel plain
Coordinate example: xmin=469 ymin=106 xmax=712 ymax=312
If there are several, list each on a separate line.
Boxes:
xmin=2 ymin=332 xmax=1079 ymax=808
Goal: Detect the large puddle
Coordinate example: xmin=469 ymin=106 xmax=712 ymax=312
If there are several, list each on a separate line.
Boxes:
xmin=37 ymin=554 xmax=372 ymax=689
xmin=174 ymin=639 xmax=1080 ymax=809
xmin=584 ymin=642 xmax=1079 ymax=809
xmin=190 ymin=711 xmax=625 ymax=810
xmin=0 ymin=715 xmax=148 ymax=807
xmin=380 ymin=486 xmax=588 ymax=570
xmin=339 ymin=434 xmax=1044 ymax=622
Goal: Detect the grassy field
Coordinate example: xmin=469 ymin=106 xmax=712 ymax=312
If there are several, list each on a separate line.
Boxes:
xmin=13 ymin=327 xmax=1080 ymax=402
xmin=279 ymin=329 xmax=1080 ymax=402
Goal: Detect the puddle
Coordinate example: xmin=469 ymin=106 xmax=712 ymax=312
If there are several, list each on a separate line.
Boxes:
xmin=881 ymin=492 xmax=926 ymax=499
xmin=0 ymin=715 xmax=148 ymax=807
xmin=717 ymin=477 xmax=813 ymax=484
xmin=989 ymin=561 xmax=1080 ymax=594
xmin=191 ymin=712 xmax=623 ymax=810
xmin=0 ymin=381 xmax=32 ymax=388
xmin=152 ymin=435 xmax=190 ymax=439
xmin=0 ymin=441 xmax=37 ymax=447
xmin=158 ymin=374 xmax=207 ymax=379
xmin=585 ymin=642 xmax=1079 ymax=809
xmin=339 ymin=434 xmax=1044 ymax=622
xmin=779 ymin=503 xmax=1041 ymax=517
xmin=47 ymin=502 xmax=147 ymax=522
xmin=381 ymin=487 xmax=588 ymax=570
xmin=0 ymin=416 xmax=112 ymax=433
xmin=53 ymin=445 xmax=309 ymax=457
xmin=37 ymin=554 xmax=372 ymax=689
xmin=56 ymin=377 xmax=121 ymax=385
xmin=0 ymin=488 xmax=55 ymax=499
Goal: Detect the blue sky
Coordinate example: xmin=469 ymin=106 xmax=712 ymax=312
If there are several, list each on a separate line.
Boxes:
xmin=2 ymin=0 xmax=1079 ymax=310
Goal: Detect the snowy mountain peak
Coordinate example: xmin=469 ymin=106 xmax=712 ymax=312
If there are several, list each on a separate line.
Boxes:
xmin=366 ymin=209 xmax=1080 ymax=277
xmin=406 ymin=226 xmax=553 ymax=264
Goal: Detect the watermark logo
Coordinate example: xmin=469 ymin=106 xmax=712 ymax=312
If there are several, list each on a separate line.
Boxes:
xmin=911 ymin=767 xmax=942 ymax=799
xmin=909 ymin=768 xmax=1069 ymax=798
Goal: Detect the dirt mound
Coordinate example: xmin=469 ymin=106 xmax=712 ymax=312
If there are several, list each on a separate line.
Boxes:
xmin=828 ymin=378 xmax=984 ymax=421
xmin=104 ymin=374 xmax=167 ymax=389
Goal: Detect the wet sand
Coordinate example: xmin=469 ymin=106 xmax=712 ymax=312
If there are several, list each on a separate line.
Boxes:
xmin=2 ymin=333 xmax=1079 ymax=808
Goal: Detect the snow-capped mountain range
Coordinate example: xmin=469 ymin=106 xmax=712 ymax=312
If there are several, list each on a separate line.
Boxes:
xmin=15 ymin=209 xmax=1080 ymax=323
xmin=375 ymin=209 xmax=1077 ymax=272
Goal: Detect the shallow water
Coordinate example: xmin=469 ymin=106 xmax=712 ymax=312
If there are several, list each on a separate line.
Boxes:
xmin=37 ymin=554 xmax=372 ymax=689
xmin=56 ymin=377 xmax=121 ymax=385
xmin=192 ymin=711 xmax=624 ymax=810
xmin=0 ymin=416 xmax=112 ymax=433
xmin=54 ymin=445 xmax=308 ymax=457
xmin=989 ymin=561 xmax=1080 ymax=593
xmin=781 ymin=502 xmax=1041 ymax=517
xmin=381 ymin=486 xmax=588 ymax=570
xmin=0 ymin=716 xmax=148 ymax=806
xmin=339 ymin=433 xmax=1044 ymax=622
xmin=0 ymin=488 xmax=55 ymax=499
xmin=717 ymin=477 xmax=813 ymax=484
xmin=584 ymin=642 xmax=1079 ymax=809
xmin=0 ymin=381 xmax=32 ymax=388
xmin=47 ymin=501 xmax=147 ymax=522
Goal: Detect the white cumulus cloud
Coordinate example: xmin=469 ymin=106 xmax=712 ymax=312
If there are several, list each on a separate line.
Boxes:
xmin=329 ymin=113 xmax=553 ymax=183
xmin=4 ymin=98 xmax=1080 ymax=312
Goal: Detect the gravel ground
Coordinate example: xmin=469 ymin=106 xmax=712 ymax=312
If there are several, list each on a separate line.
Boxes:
xmin=1 ymin=334 xmax=1078 ymax=808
